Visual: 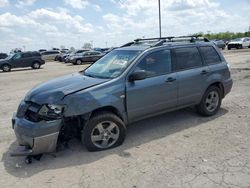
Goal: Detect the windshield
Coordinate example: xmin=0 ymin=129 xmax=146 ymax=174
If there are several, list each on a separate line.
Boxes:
xmin=6 ymin=54 xmax=15 ymax=60
xmin=84 ymin=50 xmax=141 ymax=79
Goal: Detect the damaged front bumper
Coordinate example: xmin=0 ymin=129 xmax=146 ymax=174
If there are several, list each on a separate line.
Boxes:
xmin=11 ymin=113 xmax=62 ymax=156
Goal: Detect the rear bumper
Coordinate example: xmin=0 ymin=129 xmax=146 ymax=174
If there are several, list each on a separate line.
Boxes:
xmin=223 ymin=78 xmax=233 ymax=97
xmin=11 ymin=114 xmax=61 ymax=156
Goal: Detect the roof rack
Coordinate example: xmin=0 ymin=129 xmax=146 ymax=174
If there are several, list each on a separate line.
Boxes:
xmin=120 ymin=35 xmax=210 ymax=48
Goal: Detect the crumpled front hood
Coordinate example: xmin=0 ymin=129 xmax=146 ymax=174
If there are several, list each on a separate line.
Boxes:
xmin=24 ymin=73 xmax=109 ymax=104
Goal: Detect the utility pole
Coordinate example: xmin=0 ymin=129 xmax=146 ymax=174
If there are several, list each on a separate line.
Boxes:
xmin=158 ymin=0 xmax=162 ymax=38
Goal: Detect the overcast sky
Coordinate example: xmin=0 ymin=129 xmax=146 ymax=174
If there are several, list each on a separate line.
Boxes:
xmin=0 ymin=0 xmax=249 ymax=53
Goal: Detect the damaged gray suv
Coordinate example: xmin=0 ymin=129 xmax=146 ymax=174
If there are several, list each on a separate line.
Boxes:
xmin=12 ymin=36 xmax=232 ymax=162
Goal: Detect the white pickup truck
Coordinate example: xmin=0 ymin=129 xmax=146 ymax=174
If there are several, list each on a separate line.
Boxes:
xmin=227 ymin=37 xmax=250 ymax=50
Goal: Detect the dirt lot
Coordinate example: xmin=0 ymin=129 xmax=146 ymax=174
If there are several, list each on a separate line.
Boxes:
xmin=0 ymin=49 xmax=250 ymax=188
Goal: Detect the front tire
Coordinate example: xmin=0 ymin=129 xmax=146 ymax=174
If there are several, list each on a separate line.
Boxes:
xmin=196 ymin=86 xmax=222 ymax=116
xmin=82 ymin=112 xmax=126 ymax=151
xmin=76 ymin=59 xmax=82 ymax=65
xmin=2 ymin=64 xmax=11 ymax=72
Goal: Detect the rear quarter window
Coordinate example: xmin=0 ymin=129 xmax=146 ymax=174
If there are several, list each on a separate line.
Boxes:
xmin=32 ymin=52 xmax=41 ymax=57
xmin=175 ymin=47 xmax=203 ymax=70
xmin=199 ymin=46 xmax=221 ymax=65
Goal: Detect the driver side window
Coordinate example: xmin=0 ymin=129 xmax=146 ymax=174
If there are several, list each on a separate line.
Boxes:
xmin=135 ymin=50 xmax=172 ymax=78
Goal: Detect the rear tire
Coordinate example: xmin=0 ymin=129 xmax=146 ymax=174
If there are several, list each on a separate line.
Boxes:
xmin=32 ymin=62 xmax=41 ymax=69
xmin=82 ymin=112 xmax=126 ymax=151
xmin=1 ymin=64 xmax=11 ymax=72
xmin=196 ymin=86 xmax=222 ymax=116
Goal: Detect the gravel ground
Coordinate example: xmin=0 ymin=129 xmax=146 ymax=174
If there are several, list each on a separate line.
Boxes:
xmin=0 ymin=49 xmax=250 ymax=188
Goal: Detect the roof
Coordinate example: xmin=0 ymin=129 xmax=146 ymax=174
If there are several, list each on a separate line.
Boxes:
xmin=118 ymin=45 xmax=150 ymax=51
xmin=118 ymin=36 xmax=212 ymax=51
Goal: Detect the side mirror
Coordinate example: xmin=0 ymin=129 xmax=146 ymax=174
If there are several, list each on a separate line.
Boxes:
xmin=129 ymin=70 xmax=147 ymax=82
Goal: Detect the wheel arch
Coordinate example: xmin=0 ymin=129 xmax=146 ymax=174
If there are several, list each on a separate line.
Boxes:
xmin=207 ymin=81 xmax=225 ymax=98
xmin=1 ymin=63 xmax=11 ymax=68
xmin=32 ymin=60 xmax=41 ymax=65
xmin=90 ymin=106 xmax=124 ymax=122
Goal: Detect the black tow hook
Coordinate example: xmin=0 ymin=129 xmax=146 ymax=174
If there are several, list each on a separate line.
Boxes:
xmin=25 ymin=154 xmax=43 ymax=164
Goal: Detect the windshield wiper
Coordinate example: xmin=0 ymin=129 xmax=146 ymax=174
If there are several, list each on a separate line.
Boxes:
xmin=84 ymin=72 xmax=110 ymax=79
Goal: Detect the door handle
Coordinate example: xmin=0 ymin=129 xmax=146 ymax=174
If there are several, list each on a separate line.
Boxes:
xmin=165 ymin=77 xmax=176 ymax=83
xmin=200 ymin=70 xmax=209 ymax=75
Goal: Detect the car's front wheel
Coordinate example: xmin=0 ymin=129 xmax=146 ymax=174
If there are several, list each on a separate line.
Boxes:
xmin=82 ymin=112 xmax=126 ymax=151
xmin=76 ymin=59 xmax=82 ymax=65
xmin=196 ymin=86 xmax=222 ymax=116
xmin=1 ymin=64 xmax=11 ymax=72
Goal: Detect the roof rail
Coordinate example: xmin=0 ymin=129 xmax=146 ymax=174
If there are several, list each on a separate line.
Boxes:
xmin=120 ymin=35 xmax=210 ymax=48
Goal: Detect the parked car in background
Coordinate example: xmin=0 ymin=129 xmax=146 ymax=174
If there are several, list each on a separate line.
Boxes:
xmin=0 ymin=53 xmax=8 ymax=60
xmin=11 ymin=36 xmax=232 ymax=160
xmin=0 ymin=51 xmax=44 ymax=72
xmin=41 ymin=50 xmax=60 ymax=61
xmin=211 ymin=39 xmax=226 ymax=50
xmin=103 ymin=47 xmax=118 ymax=54
xmin=52 ymin=48 xmax=60 ymax=51
xmin=227 ymin=38 xmax=250 ymax=50
xmin=61 ymin=48 xmax=69 ymax=52
xmin=54 ymin=50 xmax=69 ymax=61
xmin=93 ymin=48 xmax=109 ymax=52
xmin=64 ymin=49 xmax=90 ymax=63
xmin=69 ymin=51 xmax=104 ymax=65
xmin=38 ymin=49 xmax=47 ymax=53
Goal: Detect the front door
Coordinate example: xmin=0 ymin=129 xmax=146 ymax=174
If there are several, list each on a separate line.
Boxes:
xmin=11 ymin=53 xmax=23 ymax=68
xmin=126 ymin=49 xmax=178 ymax=122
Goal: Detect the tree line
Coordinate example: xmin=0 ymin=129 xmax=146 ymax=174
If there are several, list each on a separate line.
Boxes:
xmin=192 ymin=31 xmax=250 ymax=40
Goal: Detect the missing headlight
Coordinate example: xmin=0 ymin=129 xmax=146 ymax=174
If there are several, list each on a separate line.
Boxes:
xmin=38 ymin=104 xmax=65 ymax=120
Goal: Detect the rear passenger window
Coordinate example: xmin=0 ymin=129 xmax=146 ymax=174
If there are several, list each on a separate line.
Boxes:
xmin=135 ymin=50 xmax=172 ymax=77
xmin=32 ymin=52 xmax=41 ymax=57
xmin=175 ymin=47 xmax=202 ymax=70
xmin=199 ymin=46 xmax=221 ymax=65
xmin=22 ymin=53 xmax=32 ymax=58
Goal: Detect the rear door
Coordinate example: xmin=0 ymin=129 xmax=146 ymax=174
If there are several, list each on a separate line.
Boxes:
xmin=83 ymin=52 xmax=92 ymax=62
xmin=20 ymin=52 xmax=33 ymax=67
xmin=199 ymin=46 xmax=225 ymax=82
xmin=174 ymin=47 xmax=209 ymax=107
xmin=90 ymin=52 xmax=101 ymax=61
xmin=126 ymin=49 xmax=178 ymax=122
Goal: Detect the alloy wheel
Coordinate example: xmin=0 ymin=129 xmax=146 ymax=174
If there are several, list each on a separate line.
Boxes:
xmin=205 ymin=91 xmax=219 ymax=112
xmin=3 ymin=65 xmax=10 ymax=72
xmin=91 ymin=121 xmax=120 ymax=149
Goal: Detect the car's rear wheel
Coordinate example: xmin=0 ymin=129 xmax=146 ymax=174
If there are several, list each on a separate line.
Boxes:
xmin=196 ymin=86 xmax=222 ymax=116
xmin=82 ymin=112 xmax=126 ymax=151
xmin=32 ymin=62 xmax=41 ymax=69
xmin=237 ymin=44 xmax=243 ymax=49
xmin=76 ymin=59 xmax=82 ymax=65
xmin=2 ymin=64 xmax=11 ymax=72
